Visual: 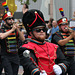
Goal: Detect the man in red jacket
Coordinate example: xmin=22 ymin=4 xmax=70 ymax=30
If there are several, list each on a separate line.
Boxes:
xmin=18 ymin=9 xmax=69 ymax=75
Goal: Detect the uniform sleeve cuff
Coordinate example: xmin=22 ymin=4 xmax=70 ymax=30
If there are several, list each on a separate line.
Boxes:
xmin=31 ymin=68 xmax=40 ymax=75
xmin=58 ymin=63 xmax=67 ymax=72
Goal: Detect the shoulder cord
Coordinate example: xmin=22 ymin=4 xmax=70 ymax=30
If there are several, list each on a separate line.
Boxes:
xmin=55 ymin=32 xmax=63 ymax=39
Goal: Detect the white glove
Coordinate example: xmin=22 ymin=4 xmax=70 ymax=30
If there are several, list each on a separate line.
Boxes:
xmin=40 ymin=70 xmax=47 ymax=75
xmin=53 ymin=64 xmax=62 ymax=75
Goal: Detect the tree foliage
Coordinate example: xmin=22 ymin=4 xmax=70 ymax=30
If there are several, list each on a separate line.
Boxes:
xmin=17 ymin=0 xmax=37 ymax=5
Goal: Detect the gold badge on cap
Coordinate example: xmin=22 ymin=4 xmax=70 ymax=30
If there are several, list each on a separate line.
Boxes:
xmin=7 ymin=12 xmax=11 ymax=16
xmin=35 ymin=11 xmax=37 ymax=13
xmin=62 ymin=18 xmax=66 ymax=22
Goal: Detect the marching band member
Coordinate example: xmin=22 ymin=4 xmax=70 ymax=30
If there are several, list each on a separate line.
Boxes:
xmin=51 ymin=17 xmax=75 ymax=75
xmin=18 ymin=9 xmax=69 ymax=75
xmin=0 ymin=11 xmax=25 ymax=75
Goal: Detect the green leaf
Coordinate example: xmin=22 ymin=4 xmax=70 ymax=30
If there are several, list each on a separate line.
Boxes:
xmin=26 ymin=0 xmax=30 ymax=5
xmin=32 ymin=0 xmax=37 ymax=2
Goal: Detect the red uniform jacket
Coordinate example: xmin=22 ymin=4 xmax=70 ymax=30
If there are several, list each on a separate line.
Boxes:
xmin=22 ymin=42 xmax=58 ymax=75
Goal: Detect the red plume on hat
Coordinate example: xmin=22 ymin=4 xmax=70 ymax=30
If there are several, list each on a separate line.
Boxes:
xmin=2 ymin=2 xmax=9 ymax=11
xmin=2 ymin=2 xmax=13 ymax=21
xmin=59 ymin=8 xmax=64 ymax=17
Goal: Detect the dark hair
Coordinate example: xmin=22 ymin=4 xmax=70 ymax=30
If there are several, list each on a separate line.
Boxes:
xmin=50 ymin=23 xmax=52 ymax=27
xmin=50 ymin=18 xmax=54 ymax=24
xmin=25 ymin=4 xmax=29 ymax=9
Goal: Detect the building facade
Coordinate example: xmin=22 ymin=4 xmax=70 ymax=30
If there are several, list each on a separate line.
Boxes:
xmin=15 ymin=0 xmax=74 ymax=21
xmin=0 ymin=0 xmax=75 ymax=22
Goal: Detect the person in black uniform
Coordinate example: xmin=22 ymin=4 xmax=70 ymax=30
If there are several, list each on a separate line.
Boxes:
xmin=0 ymin=44 xmax=3 ymax=75
xmin=0 ymin=11 xmax=25 ymax=75
xmin=51 ymin=17 xmax=75 ymax=75
xmin=18 ymin=9 xmax=69 ymax=75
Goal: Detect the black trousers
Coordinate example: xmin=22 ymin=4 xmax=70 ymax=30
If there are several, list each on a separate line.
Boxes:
xmin=0 ymin=55 xmax=3 ymax=75
xmin=0 ymin=63 xmax=3 ymax=75
xmin=1 ymin=56 xmax=19 ymax=75
xmin=66 ymin=56 xmax=75 ymax=75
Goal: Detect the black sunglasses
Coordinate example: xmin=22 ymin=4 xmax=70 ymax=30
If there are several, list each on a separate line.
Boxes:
xmin=59 ymin=23 xmax=68 ymax=25
xmin=5 ymin=17 xmax=14 ymax=20
xmin=33 ymin=28 xmax=46 ymax=33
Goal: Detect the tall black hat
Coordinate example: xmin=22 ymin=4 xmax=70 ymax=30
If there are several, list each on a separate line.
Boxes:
xmin=22 ymin=9 xmax=46 ymax=35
